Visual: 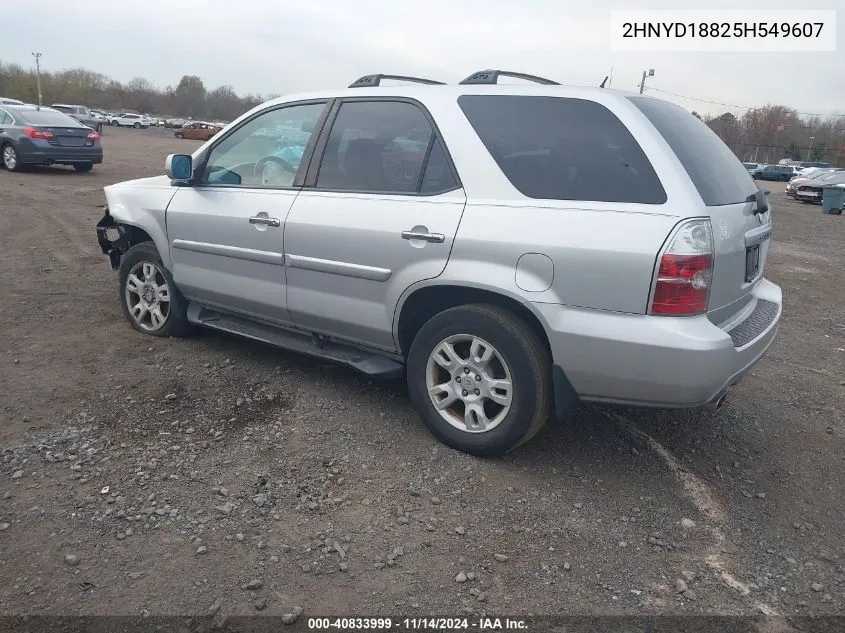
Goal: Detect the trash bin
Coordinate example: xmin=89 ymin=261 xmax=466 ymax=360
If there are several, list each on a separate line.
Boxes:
xmin=822 ymin=184 xmax=845 ymax=215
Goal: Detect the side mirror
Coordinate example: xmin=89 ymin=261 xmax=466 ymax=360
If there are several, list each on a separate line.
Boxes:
xmin=166 ymin=153 xmax=193 ymax=182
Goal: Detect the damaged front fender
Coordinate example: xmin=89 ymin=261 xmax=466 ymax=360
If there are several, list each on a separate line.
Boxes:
xmin=95 ymin=206 xmax=129 ymax=270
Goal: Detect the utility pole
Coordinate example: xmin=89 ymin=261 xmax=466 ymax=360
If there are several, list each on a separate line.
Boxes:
xmin=639 ymin=68 xmax=654 ymax=94
xmin=31 ymin=52 xmax=43 ymax=106
xmin=806 ymin=136 xmax=815 ymax=162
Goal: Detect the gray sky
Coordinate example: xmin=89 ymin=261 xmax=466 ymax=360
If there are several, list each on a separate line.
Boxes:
xmin=2 ymin=0 xmax=843 ymax=118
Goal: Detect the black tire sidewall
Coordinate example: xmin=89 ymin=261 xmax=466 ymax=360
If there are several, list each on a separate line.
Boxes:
xmin=118 ymin=242 xmax=189 ymax=337
xmin=407 ymin=307 xmax=547 ymax=457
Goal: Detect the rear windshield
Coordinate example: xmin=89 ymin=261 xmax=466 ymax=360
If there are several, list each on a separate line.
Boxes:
xmin=19 ymin=109 xmax=83 ymax=127
xmin=457 ymin=95 xmax=667 ymax=204
xmin=628 ymin=96 xmax=756 ymax=206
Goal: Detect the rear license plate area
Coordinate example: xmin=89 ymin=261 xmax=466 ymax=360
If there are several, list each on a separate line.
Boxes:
xmin=745 ymin=244 xmax=760 ymax=282
xmin=58 ymin=137 xmax=85 ymax=147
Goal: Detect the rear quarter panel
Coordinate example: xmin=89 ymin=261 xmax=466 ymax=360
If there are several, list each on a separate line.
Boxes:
xmin=416 ymin=89 xmax=700 ymax=314
xmin=444 ymin=204 xmax=681 ymax=312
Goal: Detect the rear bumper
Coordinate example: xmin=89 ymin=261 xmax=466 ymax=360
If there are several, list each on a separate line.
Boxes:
xmin=536 ymin=278 xmax=782 ymax=408
xmin=17 ymin=139 xmax=103 ymax=165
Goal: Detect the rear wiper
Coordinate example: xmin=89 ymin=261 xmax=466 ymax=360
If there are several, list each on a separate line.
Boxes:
xmin=747 ymin=190 xmax=770 ymax=215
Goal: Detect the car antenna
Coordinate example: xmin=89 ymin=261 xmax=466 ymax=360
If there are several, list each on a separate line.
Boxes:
xmin=599 ymin=76 xmax=608 ymax=88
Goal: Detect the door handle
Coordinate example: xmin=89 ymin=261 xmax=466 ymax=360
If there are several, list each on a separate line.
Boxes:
xmin=401 ymin=230 xmax=445 ymax=243
xmin=249 ymin=216 xmax=280 ymax=227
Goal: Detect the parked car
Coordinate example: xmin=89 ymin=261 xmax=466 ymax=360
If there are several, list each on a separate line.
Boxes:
xmin=799 ymin=161 xmax=830 ymax=169
xmin=164 ymin=118 xmax=186 ymax=129
xmin=0 ymin=97 xmax=25 ymax=106
xmin=174 ymin=121 xmax=221 ymax=141
xmin=794 ymin=171 xmax=845 ymax=207
xmin=94 ymin=70 xmax=780 ymax=456
xmin=787 ymin=169 xmax=844 ymax=197
xmin=50 ymin=103 xmax=104 ymax=134
xmin=756 ymin=164 xmax=795 ymax=181
xmin=0 ymin=104 xmax=103 ymax=172
xmin=742 ymin=162 xmax=759 ymax=174
xmin=109 ymin=113 xmax=150 ymax=128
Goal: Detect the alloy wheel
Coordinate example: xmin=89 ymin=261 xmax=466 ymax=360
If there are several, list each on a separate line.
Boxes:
xmin=425 ymin=334 xmax=513 ymax=433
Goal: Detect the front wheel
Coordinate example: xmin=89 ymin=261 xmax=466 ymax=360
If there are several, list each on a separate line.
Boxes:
xmin=407 ymin=304 xmax=552 ymax=457
xmin=175 ymin=132 xmax=184 ymax=139
xmin=133 ymin=122 xmax=141 ymax=129
xmin=118 ymin=242 xmax=192 ymax=338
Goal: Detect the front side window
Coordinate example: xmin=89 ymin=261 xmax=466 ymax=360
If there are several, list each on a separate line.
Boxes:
xmin=316 ymin=101 xmax=439 ymax=194
xmin=459 ymin=95 xmax=666 ymax=204
xmin=202 ymin=101 xmax=326 ymax=188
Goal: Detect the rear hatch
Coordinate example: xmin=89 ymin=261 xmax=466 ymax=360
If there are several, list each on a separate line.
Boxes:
xmin=628 ymin=97 xmax=771 ymax=325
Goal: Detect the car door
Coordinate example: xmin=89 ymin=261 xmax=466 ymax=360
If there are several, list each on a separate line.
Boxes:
xmin=283 ymin=98 xmax=466 ymax=351
xmin=165 ymin=100 xmax=329 ymax=324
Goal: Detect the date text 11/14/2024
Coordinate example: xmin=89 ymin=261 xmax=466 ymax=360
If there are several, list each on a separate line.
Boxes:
xmin=307 ymin=617 xmax=529 ymax=630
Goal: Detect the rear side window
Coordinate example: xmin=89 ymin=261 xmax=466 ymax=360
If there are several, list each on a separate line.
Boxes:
xmin=316 ymin=100 xmax=457 ymax=194
xmin=457 ymin=95 xmax=666 ymax=204
xmin=628 ymin=96 xmax=756 ymax=206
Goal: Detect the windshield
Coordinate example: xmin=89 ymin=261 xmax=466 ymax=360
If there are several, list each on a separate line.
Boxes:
xmin=628 ymin=96 xmax=756 ymax=206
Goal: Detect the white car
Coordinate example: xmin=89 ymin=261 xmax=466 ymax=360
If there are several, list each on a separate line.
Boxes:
xmin=110 ymin=113 xmax=151 ymax=128
xmin=0 ymin=97 xmax=25 ymax=106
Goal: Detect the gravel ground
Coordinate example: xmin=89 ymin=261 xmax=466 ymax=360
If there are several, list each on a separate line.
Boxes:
xmin=0 ymin=127 xmax=843 ymax=629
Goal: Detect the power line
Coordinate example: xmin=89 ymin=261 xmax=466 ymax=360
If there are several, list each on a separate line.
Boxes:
xmin=645 ymin=86 xmax=845 ymax=118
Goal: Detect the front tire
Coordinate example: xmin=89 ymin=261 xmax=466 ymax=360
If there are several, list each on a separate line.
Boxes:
xmin=118 ymin=242 xmax=191 ymax=338
xmin=407 ymin=304 xmax=552 ymax=457
xmin=133 ymin=122 xmax=141 ymax=129
xmin=175 ymin=132 xmax=184 ymax=139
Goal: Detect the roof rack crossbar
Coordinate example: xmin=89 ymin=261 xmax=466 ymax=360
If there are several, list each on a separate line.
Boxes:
xmin=348 ymin=74 xmax=445 ymax=88
xmin=459 ymin=69 xmax=561 ymax=86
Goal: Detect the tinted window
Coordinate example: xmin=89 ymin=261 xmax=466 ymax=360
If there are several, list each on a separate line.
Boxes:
xmin=19 ymin=109 xmax=83 ymax=127
xmin=0 ymin=110 xmax=10 ymax=125
xmin=420 ymin=139 xmax=458 ymax=194
xmin=203 ymin=101 xmax=325 ymax=188
xmin=316 ymin=101 xmax=434 ymax=193
xmin=458 ymin=95 xmax=666 ymax=204
xmin=629 ymin=96 xmax=755 ymax=206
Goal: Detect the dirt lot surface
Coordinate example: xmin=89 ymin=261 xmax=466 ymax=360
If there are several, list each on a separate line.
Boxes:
xmin=1 ymin=127 xmax=843 ymax=629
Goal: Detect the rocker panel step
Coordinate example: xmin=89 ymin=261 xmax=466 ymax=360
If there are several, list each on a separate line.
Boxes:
xmin=187 ymin=304 xmax=404 ymax=379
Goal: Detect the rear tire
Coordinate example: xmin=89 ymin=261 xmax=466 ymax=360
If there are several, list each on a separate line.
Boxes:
xmin=2 ymin=143 xmax=22 ymax=172
xmin=73 ymin=162 xmax=94 ymax=173
xmin=118 ymin=242 xmax=192 ymax=338
xmin=407 ymin=304 xmax=552 ymax=457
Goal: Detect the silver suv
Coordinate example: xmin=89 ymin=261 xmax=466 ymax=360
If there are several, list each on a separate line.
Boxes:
xmin=95 ymin=70 xmax=781 ymax=456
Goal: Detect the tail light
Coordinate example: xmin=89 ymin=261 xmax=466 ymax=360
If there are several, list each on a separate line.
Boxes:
xmin=86 ymin=131 xmax=101 ymax=141
xmin=23 ymin=127 xmax=54 ymax=139
xmin=650 ymin=219 xmax=714 ymax=316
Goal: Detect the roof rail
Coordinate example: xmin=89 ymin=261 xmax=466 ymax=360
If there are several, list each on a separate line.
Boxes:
xmin=348 ymin=74 xmax=445 ymax=88
xmin=459 ymin=69 xmax=560 ymax=86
